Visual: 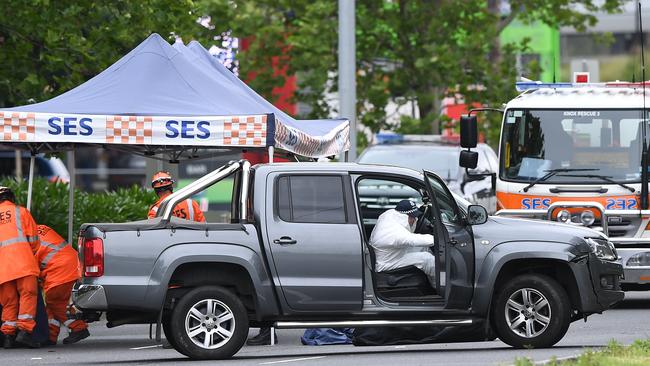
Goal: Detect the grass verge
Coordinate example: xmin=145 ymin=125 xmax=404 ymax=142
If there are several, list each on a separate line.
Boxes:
xmin=514 ymin=339 xmax=650 ymax=366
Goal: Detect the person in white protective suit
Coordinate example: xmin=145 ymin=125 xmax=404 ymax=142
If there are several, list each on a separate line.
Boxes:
xmin=369 ymin=199 xmax=436 ymax=282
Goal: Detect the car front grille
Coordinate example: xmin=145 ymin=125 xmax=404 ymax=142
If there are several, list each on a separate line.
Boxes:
xmin=595 ymin=216 xmax=642 ymax=238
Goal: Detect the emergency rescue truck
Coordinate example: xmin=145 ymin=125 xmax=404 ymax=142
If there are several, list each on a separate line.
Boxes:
xmin=460 ymin=74 xmax=650 ymax=291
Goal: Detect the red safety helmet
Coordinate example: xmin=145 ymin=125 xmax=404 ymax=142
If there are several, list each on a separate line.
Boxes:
xmin=151 ymin=171 xmax=175 ymax=189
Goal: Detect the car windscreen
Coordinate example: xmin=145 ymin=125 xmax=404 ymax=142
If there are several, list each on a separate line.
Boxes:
xmin=358 ymin=146 xmax=460 ymax=181
xmin=501 ymin=109 xmax=645 ymax=183
xmin=0 ymin=155 xmax=53 ymax=178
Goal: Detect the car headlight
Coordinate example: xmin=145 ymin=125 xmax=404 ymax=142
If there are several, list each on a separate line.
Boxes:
xmin=626 ymin=252 xmax=650 ymax=267
xmin=585 ymin=238 xmax=617 ymax=261
xmin=580 ymin=210 xmax=595 ymax=226
xmin=556 ymin=209 xmax=571 ymax=223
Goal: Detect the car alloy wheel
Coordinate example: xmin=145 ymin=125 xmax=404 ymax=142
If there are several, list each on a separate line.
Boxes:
xmin=185 ymin=298 xmax=236 ymax=349
xmin=504 ymin=287 xmax=551 ymax=338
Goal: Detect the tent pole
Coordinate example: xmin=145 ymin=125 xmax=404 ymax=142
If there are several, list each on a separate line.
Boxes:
xmin=15 ymin=150 xmax=23 ymax=179
xmin=67 ymin=150 xmax=76 ymax=245
xmin=27 ymin=154 xmax=35 ymax=210
xmin=338 ymin=0 xmax=357 ymax=160
xmin=268 ymin=146 xmax=274 ymax=164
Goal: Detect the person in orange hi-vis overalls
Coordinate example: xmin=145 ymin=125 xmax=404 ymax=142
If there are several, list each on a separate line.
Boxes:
xmin=36 ymin=225 xmax=90 ymax=346
xmin=0 ymin=186 xmax=41 ymax=348
xmin=147 ymin=171 xmax=205 ymax=222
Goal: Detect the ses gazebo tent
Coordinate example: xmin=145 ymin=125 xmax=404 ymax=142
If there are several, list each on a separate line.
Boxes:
xmin=1 ymin=33 xmax=349 ymax=158
xmin=0 ymin=33 xmax=350 ymax=241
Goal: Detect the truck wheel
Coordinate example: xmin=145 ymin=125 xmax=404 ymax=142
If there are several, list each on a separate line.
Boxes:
xmin=162 ymin=318 xmax=182 ymax=353
xmin=169 ymin=286 xmax=248 ymax=360
xmin=492 ymin=274 xmax=571 ymax=349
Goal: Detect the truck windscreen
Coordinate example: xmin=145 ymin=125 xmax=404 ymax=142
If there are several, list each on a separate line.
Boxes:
xmin=500 ymin=109 xmax=646 ymax=184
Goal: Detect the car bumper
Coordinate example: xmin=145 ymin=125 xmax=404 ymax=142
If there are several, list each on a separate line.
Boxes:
xmin=570 ymin=254 xmax=624 ymax=313
xmin=615 ymin=248 xmax=650 ymax=286
xmin=72 ymin=284 xmax=109 ymax=310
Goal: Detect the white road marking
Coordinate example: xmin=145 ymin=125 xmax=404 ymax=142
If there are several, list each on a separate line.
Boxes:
xmin=31 ymin=358 xmax=42 ymax=360
xmin=130 ymin=344 xmax=162 ymax=350
xmin=259 ymin=356 xmax=326 ymax=365
xmin=394 ymin=345 xmax=406 ymax=349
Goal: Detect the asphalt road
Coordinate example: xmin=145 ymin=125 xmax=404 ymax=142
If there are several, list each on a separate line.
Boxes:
xmin=4 ymin=292 xmax=650 ymax=366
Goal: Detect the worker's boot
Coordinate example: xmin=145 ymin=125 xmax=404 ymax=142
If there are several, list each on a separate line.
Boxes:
xmin=3 ymin=334 xmax=17 ymax=349
xmin=16 ymin=330 xmax=40 ymax=348
xmin=62 ymin=328 xmax=90 ymax=344
xmin=246 ymin=327 xmax=277 ymax=346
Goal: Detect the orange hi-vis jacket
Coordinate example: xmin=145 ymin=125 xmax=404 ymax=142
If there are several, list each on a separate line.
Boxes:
xmin=36 ymin=226 xmax=81 ymax=292
xmin=148 ymin=191 xmax=205 ymax=222
xmin=0 ymin=201 xmax=40 ymax=284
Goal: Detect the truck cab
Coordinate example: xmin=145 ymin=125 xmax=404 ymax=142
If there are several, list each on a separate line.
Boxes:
xmin=74 ymin=160 xmax=623 ymax=360
xmin=460 ymin=80 xmax=650 ymax=291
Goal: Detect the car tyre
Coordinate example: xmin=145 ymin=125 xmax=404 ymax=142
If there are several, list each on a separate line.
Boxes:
xmin=169 ymin=286 xmax=248 ymax=359
xmin=492 ymin=274 xmax=570 ymax=349
xmin=162 ymin=317 xmax=182 ymax=353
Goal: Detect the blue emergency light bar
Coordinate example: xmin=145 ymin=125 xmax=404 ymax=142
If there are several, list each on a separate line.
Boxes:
xmin=375 ymin=133 xmax=404 ymax=144
xmin=374 ymin=133 xmax=446 ymax=145
xmin=516 ymin=80 xmax=650 ymax=92
xmin=515 ymin=82 xmax=574 ymax=92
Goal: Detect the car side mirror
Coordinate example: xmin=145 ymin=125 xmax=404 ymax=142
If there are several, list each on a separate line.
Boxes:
xmin=466 ymin=205 xmax=488 ymax=225
xmin=459 ymin=150 xmax=478 ymax=169
xmin=460 ymin=115 xmax=478 ymax=148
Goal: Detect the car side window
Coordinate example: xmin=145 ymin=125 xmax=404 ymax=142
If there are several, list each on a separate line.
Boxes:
xmin=426 ymin=174 xmax=462 ymax=225
xmin=276 ymin=175 xmax=347 ymax=224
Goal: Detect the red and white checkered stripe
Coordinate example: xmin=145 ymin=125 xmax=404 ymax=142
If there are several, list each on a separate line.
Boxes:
xmin=0 ymin=112 xmax=35 ymax=142
xmin=223 ymin=115 xmax=266 ymax=146
xmin=106 ymin=116 xmax=152 ymax=144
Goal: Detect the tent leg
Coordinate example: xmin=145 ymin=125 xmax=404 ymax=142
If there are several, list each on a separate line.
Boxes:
xmin=15 ymin=150 xmax=22 ymax=179
xmin=268 ymin=146 xmax=274 ymax=164
xmin=67 ymin=150 xmax=76 ymax=245
xmin=27 ymin=154 xmax=35 ymax=210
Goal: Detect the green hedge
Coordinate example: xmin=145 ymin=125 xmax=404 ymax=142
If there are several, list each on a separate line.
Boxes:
xmin=1 ymin=177 xmax=157 ymax=245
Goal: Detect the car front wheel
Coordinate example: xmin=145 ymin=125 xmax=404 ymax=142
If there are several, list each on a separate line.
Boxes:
xmin=169 ymin=286 xmax=248 ymax=359
xmin=492 ymin=274 xmax=571 ymax=348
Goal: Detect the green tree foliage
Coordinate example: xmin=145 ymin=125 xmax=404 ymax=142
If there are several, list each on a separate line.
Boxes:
xmin=194 ymin=0 xmax=625 ymax=144
xmin=0 ymin=178 xmax=156 ymax=244
xmin=0 ymin=0 xmax=205 ymax=107
xmin=0 ymin=0 xmax=626 ymax=146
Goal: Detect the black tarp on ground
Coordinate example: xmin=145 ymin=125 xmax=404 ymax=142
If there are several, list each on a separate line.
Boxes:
xmin=352 ymin=322 xmax=495 ymax=346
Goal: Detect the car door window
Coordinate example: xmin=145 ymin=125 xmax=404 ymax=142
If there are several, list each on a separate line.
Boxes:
xmin=276 ymin=175 xmax=347 ymax=224
xmin=425 ymin=172 xmax=462 ymax=225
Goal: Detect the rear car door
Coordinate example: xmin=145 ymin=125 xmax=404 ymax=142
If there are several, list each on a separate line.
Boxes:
xmin=424 ymin=170 xmax=475 ymax=309
xmin=265 ymin=173 xmax=363 ymax=312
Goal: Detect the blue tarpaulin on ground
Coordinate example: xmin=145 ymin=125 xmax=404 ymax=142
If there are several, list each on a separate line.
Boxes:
xmin=2 ymin=33 xmax=349 ymax=158
xmin=301 ymin=328 xmax=354 ymax=345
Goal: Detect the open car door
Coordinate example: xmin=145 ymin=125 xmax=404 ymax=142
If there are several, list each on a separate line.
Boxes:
xmin=423 ymin=170 xmax=475 ymax=309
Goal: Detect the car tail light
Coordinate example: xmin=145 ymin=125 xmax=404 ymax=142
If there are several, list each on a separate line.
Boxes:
xmin=83 ymin=238 xmax=104 ymax=277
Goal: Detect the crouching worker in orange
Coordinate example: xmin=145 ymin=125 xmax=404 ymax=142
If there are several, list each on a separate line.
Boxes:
xmin=148 ymin=171 xmax=205 ymax=222
xmin=36 ymin=225 xmax=89 ymax=346
xmin=0 ymin=186 xmax=40 ymax=348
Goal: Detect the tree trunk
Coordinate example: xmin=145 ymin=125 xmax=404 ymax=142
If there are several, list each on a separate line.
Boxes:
xmin=416 ymin=86 xmax=442 ymax=134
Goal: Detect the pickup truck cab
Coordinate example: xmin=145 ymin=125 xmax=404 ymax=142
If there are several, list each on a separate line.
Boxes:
xmin=74 ymin=160 xmax=623 ymax=360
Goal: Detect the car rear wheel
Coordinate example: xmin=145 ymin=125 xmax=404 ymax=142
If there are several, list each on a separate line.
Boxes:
xmin=492 ymin=274 xmax=571 ymax=348
xmin=169 ymin=286 xmax=248 ymax=359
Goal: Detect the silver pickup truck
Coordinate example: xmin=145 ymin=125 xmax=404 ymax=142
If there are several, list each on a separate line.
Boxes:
xmin=73 ymin=160 xmax=623 ymax=360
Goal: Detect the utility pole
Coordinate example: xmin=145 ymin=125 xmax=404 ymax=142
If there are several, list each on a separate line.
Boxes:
xmin=338 ymin=0 xmax=356 ymax=161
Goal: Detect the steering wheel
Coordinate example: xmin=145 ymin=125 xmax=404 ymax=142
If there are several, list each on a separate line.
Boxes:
xmin=414 ymin=204 xmax=432 ymax=234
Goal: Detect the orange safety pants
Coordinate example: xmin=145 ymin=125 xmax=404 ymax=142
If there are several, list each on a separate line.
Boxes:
xmin=0 ymin=275 xmax=38 ymax=335
xmin=45 ymin=281 xmax=88 ymax=342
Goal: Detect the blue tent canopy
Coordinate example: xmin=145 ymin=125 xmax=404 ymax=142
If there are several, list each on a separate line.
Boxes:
xmin=1 ymin=33 xmax=349 ymax=158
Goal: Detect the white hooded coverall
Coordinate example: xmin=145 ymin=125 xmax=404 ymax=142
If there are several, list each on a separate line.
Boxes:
xmin=369 ymin=209 xmax=436 ymax=278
